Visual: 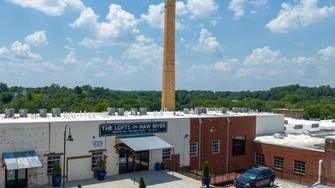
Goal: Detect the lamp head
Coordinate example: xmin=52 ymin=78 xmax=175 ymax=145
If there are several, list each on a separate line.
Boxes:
xmin=67 ymin=134 xmax=74 ymax=142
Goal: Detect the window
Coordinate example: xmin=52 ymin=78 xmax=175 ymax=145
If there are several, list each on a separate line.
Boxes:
xmin=190 ymin=142 xmax=198 ymax=157
xmin=162 ymin=148 xmax=171 ymax=160
xmin=232 ymin=136 xmax=246 ymax=156
xmin=255 ymin=153 xmax=265 ymax=166
xmin=212 ymin=140 xmax=220 ymax=154
xmin=274 ymin=156 xmax=284 ymax=170
xmin=294 ymin=160 xmax=305 ymax=174
xmin=91 ymin=151 xmax=104 ymax=169
xmin=47 ymin=155 xmax=61 ymax=174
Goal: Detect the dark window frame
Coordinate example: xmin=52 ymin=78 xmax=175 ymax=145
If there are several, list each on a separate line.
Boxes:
xmin=232 ymin=135 xmax=246 ymax=156
xmin=273 ymin=156 xmax=284 ymax=170
xmin=294 ymin=160 xmax=305 ymax=175
xmin=255 ymin=153 xmax=265 ymax=166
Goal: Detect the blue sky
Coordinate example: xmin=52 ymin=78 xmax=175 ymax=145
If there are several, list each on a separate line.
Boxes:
xmin=0 ymin=0 xmax=334 ymax=91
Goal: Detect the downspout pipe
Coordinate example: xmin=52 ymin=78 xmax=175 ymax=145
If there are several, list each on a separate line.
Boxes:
xmin=313 ymin=159 xmax=323 ymax=185
xmin=226 ymin=117 xmax=230 ymax=173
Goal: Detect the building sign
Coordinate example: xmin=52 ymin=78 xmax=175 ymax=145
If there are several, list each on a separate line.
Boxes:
xmin=93 ymin=140 xmax=104 ymax=148
xmin=99 ymin=121 xmax=168 ymax=136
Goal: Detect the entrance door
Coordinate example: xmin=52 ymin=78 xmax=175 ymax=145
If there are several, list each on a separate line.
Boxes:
xmin=5 ymin=169 xmax=27 ymax=188
xmin=119 ymin=148 xmax=149 ymax=174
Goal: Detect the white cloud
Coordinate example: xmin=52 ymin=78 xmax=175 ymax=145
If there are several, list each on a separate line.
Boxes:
xmin=64 ymin=51 xmax=77 ymax=64
xmin=72 ymin=4 xmax=138 ymax=46
xmin=176 ymin=1 xmax=188 ymax=16
xmin=244 ymin=46 xmax=285 ymax=65
xmin=140 ymin=2 xmax=186 ymax=30
xmin=229 ymin=0 xmax=246 ymax=20
xmin=140 ymin=3 xmax=165 ymax=29
xmin=11 ymin=41 xmax=42 ymax=60
xmin=122 ymin=35 xmax=163 ymax=66
xmin=24 ymin=30 xmax=48 ymax=46
xmin=78 ymin=38 xmax=100 ymax=48
xmin=0 ymin=46 xmax=9 ymax=56
xmin=228 ymin=0 xmax=268 ymax=20
xmin=266 ymin=0 xmax=335 ymax=33
xmin=319 ymin=46 xmax=335 ymax=61
xmin=187 ymin=0 xmax=218 ymax=18
xmin=292 ymin=56 xmax=314 ymax=64
xmin=8 ymin=0 xmax=84 ymax=16
xmin=192 ymin=28 xmax=223 ymax=53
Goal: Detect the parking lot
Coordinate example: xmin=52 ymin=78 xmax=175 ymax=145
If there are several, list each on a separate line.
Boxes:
xmin=223 ymin=178 xmax=307 ymax=188
xmin=38 ymin=170 xmax=308 ymax=188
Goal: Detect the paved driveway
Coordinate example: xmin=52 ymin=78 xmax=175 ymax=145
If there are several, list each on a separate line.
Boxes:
xmin=38 ymin=170 xmax=202 ymax=188
xmin=223 ymin=178 xmax=307 ymax=188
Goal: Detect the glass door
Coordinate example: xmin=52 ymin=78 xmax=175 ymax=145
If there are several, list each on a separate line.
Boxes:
xmin=5 ymin=169 xmax=27 ymax=188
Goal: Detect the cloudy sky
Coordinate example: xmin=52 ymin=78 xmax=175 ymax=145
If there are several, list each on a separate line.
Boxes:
xmin=0 ymin=0 xmax=334 ymax=91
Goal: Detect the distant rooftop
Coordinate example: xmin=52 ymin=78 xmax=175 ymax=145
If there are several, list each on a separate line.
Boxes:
xmin=255 ymin=118 xmax=335 ymax=152
xmin=255 ymin=134 xmax=326 ymax=152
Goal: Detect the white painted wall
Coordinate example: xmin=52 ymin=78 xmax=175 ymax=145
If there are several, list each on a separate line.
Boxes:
xmin=256 ymin=114 xmax=285 ymax=135
xmin=0 ymin=117 xmax=191 ymax=187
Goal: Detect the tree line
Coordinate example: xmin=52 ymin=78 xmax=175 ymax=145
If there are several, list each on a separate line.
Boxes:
xmin=0 ymin=83 xmax=334 ymax=119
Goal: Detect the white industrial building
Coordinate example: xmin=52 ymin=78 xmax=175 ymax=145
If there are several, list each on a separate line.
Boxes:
xmin=0 ymin=109 xmax=284 ymax=188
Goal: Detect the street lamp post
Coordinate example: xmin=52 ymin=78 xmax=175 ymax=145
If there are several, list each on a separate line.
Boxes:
xmin=63 ymin=124 xmax=74 ymax=188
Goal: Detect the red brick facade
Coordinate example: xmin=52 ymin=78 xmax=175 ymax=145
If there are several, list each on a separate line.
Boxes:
xmin=189 ymin=116 xmax=256 ymax=174
xmin=189 ymin=116 xmax=335 ymax=186
xmin=254 ymin=142 xmax=325 ymax=185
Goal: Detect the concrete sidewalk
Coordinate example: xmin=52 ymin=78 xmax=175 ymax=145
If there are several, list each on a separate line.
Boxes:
xmin=38 ymin=170 xmax=202 ymax=188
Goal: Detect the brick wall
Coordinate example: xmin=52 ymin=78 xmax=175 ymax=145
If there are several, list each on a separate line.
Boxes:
xmin=189 ymin=116 xmax=256 ymax=174
xmin=254 ymin=142 xmax=325 ymax=185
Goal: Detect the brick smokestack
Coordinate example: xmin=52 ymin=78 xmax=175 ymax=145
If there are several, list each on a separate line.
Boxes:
xmin=161 ymin=0 xmax=176 ymax=111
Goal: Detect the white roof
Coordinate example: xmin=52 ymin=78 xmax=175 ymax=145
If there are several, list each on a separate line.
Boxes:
xmin=254 ymin=134 xmax=325 ymax=152
xmin=0 ymin=111 xmax=281 ymax=124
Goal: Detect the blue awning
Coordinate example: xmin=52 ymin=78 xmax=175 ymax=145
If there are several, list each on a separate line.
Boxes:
xmin=118 ymin=136 xmax=173 ymax=151
xmin=3 ymin=151 xmax=43 ymax=170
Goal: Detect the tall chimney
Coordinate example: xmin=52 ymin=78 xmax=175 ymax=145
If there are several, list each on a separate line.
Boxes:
xmin=161 ymin=0 xmax=176 ymax=111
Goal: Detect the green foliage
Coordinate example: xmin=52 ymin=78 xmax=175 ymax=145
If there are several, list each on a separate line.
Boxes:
xmin=97 ymin=159 xmax=105 ymax=171
xmin=52 ymin=164 xmax=61 ymax=176
xmin=0 ymin=83 xmax=334 ymax=119
xmin=139 ymin=177 xmax=146 ymax=188
xmin=203 ymin=161 xmax=209 ymax=177
xmin=77 ymin=184 xmax=82 ymax=188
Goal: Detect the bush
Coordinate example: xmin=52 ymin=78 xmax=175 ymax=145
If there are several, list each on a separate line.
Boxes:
xmin=97 ymin=159 xmax=105 ymax=171
xmin=203 ymin=161 xmax=209 ymax=177
xmin=139 ymin=177 xmax=146 ymax=188
xmin=52 ymin=164 xmax=61 ymax=176
xmin=77 ymin=184 xmax=82 ymax=188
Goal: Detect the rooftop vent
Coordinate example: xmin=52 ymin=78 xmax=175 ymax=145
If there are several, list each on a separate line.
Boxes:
xmin=5 ymin=108 xmax=15 ymax=118
xmin=19 ymin=109 xmax=28 ymax=118
xmin=312 ymin=123 xmax=319 ymax=128
xmin=131 ymin=108 xmax=138 ymax=116
xmin=107 ymin=107 xmax=116 ymax=116
xmin=39 ymin=109 xmax=47 ymax=118
xmin=194 ymin=107 xmax=207 ymax=115
xmin=273 ymin=133 xmax=287 ymax=139
xmin=139 ymin=108 xmax=147 ymax=116
xmin=117 ymin=108 xmax=124 ymax=116
xmin=51 ymin=108 xmax=61 ymax=117
xmin=221 ymin=107 xmax=228 ymax=113
xmin=232 ymin=107 xmax=248 ymax=113
xmin=293 ymin=124 xmax=303 ymax=129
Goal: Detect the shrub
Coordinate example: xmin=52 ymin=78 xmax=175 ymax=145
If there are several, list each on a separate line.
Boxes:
xmin=52 ymin=164 xmax=61 ymax=176
xmin=97 ymin=159 xmax=105 ymax=171
xmin=139 ymin=177 xmax=146 ymax=188
xmin=203 ymin=161 xmax=209 ymax=177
